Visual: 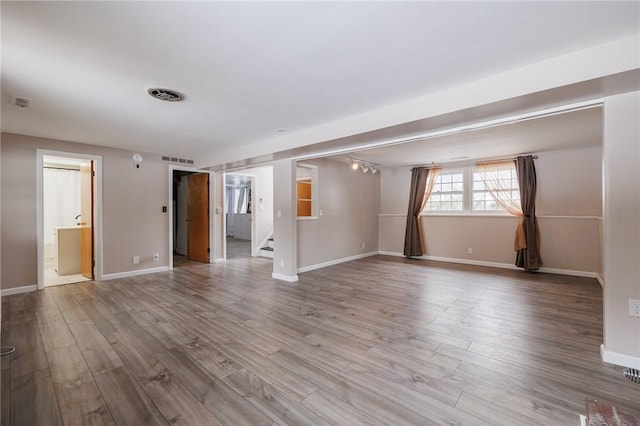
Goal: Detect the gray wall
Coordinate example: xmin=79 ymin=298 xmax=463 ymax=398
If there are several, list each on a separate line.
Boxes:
xmin=1 ymin=133 xmax=170 ymax=289
xmin=297 ymin=158 xmax=380 ymax=269
xmin=378 ymin=145 xmax=603 ymax=274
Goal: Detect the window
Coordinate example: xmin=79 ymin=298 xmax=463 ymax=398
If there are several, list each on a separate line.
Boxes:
xmin=234 ymin=187 xmax=250 ymax=214
xmin=296 ymin=164 xmax=318 ymax=218
xmin=225 ymin=185 xmax=251 ymax=214
xmin=423 ymin=163 xmax=520 ymax=214
xmin=424 ymin=171 xmax=464 ymax=212
xmin=472 ymin=166 xmax=520 ymax=212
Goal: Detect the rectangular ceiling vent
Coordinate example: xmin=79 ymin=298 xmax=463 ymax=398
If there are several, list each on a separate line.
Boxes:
xmin=162 ymin=156 xmax=194 ymax=165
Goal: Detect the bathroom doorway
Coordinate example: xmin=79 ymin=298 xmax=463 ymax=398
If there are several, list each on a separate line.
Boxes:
xmin=37 ymin=151 xmax=102 ymax=289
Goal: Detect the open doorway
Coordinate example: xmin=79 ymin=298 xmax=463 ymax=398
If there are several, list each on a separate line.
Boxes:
xmin=38 ymin=152 xmax=100 ymax=288
xmin=223 ymin=166 xmax=274 ymax=261
xmin=172 ymin=170 xmax=211 ymax=268
xmin=225 ymin=174 xmax=253 ymax=259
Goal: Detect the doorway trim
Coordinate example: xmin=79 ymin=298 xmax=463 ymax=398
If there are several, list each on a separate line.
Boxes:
xmin=168 ymin=165 xmax=214 ymax=269
xmin=36 ymin=149 xmax=103 ymax=290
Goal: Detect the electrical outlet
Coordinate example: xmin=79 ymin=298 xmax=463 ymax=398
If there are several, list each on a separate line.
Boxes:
xmin=629 ymin=299 xmax=640 ymax=317
xmin=153 ymin=252 xmax=159 ymax=262
xmin=132 ymin=256 xmax=139 ymax=265
xmin=361 ymin=242 xmax=365 ymax=249
xmin=280 ymin=259 xmax=285 ymax=268
xmin=467 ymin=248 xmax=473 ymax=255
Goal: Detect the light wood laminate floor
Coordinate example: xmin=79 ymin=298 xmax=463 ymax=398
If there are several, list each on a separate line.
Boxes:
xmin=2 ymin=255 xmax=639 ymax=425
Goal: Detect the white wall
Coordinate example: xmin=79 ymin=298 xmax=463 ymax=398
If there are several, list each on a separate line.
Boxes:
xmin=602 ymin=90 xmax=640 ymax=367
xmin=233 ymin=214 xmax=251 ymax=240
xmin=297 ymin=158 xmax=380 ymax=270
xmin=379 ymin=145 xmax=602 ymax=274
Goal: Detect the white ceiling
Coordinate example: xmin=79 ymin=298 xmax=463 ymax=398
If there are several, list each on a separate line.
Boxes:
xmin=336 ymin=106 xmax=603 ymax=168
xmin=2 ymin=2 xmax=638 ymax=163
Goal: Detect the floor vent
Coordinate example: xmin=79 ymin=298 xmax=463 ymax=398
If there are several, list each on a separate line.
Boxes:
xmin=162 ymin=156 xmax=194 ymax=165
xmin=623 ymin=368 xmax=640 ymax=384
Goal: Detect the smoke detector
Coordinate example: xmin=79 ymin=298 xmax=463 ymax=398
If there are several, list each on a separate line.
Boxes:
xmin=147 ymin=88 xmax=184 ymax=102
xmin=12 ymin=96 xmax=32 ymax=108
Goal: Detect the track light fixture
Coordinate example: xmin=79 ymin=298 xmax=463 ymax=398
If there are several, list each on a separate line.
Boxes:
xmin=349 ymin=156 xmax=379 ymax=174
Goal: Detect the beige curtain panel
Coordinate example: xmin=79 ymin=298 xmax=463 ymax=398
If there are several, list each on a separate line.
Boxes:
xmin=475 ymin=160 xmax=526 ymax=250
xmin=404 ymin=167 xmax=440 ymax=257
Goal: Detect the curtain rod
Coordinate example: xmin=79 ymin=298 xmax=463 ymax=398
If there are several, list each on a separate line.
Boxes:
xmin=411 ymin=153 xmax=538 ymax=170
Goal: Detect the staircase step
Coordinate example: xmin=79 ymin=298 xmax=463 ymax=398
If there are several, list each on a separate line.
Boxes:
xmin=259 ymin=248 xmax=274 ymax=258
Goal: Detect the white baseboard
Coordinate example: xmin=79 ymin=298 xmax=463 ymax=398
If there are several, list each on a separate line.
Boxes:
xmin=537 ymin=267 xmax=598 ymax=278
xmin=1 ymin=285 xmax=38 ymax=297
xmin=377 ymin=251 xmax=600 ymax=280
xmin=101 ymin=266 xmax=169 ymax=281
xmin=596 ymin=274 xmax=604 ymax=288
xmin=378 ymin=250 xmax=406 ymax=257
xmin=297 ymin=251 xmax=378 ymax=274
xmin=601 ymin=344 xmax=640 ymax=369
xmin=272 ymin=272 xmax=299 ymax=282
xmin=214 ymin=258 xmax=225 ymax=263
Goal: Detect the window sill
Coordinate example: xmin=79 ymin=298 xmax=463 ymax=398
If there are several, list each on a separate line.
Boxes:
xmin=297 ymin=216 xmax=319 ymax=220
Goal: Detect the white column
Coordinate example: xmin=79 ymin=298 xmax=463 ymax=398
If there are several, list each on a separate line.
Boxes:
xmin=272 ymin=159 xmax=298 ymax=282
xmin=602 ymin=90 xmax=640 ymax=369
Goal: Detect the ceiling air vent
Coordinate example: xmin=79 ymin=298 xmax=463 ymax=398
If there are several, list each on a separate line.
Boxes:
xmin=147 ymin=88 xmax=184 ymax=102
xmin=162 ymin=156 xmax=194 ymax=165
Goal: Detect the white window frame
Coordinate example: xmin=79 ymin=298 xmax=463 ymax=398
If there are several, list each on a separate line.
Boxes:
xmin=422 ymin=164 xmax=520 ymax=216
xmin=424 ymin=169 xmax=466 ymax=213
xmin=471 ymin=165 xmax=520 ymax=213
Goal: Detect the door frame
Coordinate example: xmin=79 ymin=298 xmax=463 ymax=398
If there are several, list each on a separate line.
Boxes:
xmin=168 ymin=165 xmax=214 ymax=269
xmin=223 ymin=172 xmax=256 ymax=258
xmin=36 ymin=149 xmax=103 ymax=290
